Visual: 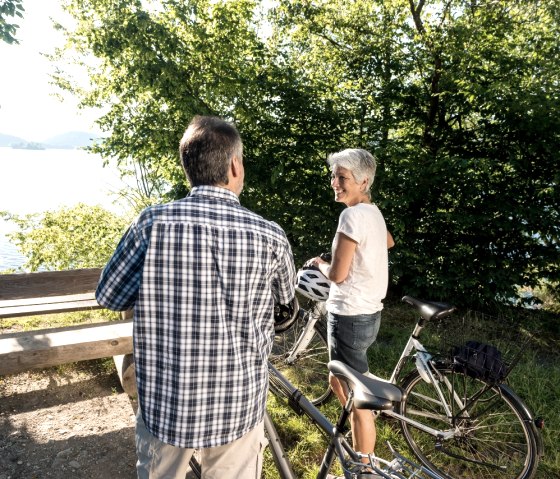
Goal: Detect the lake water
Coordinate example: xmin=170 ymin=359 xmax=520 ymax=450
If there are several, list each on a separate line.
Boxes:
xmin=0 ymin=147 xmax=128 ymax=271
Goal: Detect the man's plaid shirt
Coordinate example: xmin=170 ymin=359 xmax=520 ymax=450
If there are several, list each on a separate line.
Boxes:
xmin=96 ymin=186 xmax=296 ymax=448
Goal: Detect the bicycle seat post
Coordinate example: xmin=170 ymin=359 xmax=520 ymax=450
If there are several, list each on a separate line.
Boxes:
xmin=338 ymin=390 xmax=353 ymax=433
xmin=317 ymin=391 xmax=355 ymax=479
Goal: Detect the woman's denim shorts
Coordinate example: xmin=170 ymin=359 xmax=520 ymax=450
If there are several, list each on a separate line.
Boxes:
xmin=327 ymin=311 xmax=381 ymax=374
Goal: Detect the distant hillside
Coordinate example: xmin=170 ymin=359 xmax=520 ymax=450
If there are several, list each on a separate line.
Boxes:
xmin=42 ymin=131 xmax=101 ymax=149
xmin=0 ymin=133 xmax=26 ymax=147
xmin=0 ymin=131 xmax=102 ymax=150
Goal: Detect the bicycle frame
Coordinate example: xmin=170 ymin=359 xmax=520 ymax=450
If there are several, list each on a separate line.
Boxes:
xmin=381 ymin=318 xmax=460 ymax=438
xmin=382 ymin=352 xmax=458 ymax=442
xmin=284 ymin=302 xmax=325 ymax=364
xmin=269 ymin=362 xmax=349 ymax=479
xmin=268 ymin=362 xmax=443 ymax=479
xmin=388 ymin=320 xmax=425 ymax=384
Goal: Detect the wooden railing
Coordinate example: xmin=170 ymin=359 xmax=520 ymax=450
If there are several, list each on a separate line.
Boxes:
xmin=0 ymin=269 xmax=136 ymax=396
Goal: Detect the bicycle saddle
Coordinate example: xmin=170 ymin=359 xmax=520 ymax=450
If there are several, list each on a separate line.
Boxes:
xmin=401 ymin=295 xmax=456 ymax=321
xmin=328 ymin=360 xmax=405 ymax=410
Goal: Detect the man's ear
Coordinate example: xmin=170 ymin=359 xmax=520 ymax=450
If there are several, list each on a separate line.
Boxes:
xmin=231 ymin=155 xmax=242 ymax=178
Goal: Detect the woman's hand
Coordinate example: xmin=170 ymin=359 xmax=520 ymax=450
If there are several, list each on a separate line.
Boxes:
xmin=304 ymin=256 xmax=331 ymax=282
xmin=304 ymin=256 xmax=329 ymax=268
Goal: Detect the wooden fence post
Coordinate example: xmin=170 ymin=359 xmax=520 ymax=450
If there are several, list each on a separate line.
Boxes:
xmin=114 ymin=309 xmax=137 ymax=397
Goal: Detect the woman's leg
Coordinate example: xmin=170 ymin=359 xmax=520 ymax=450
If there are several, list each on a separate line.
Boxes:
xmin=329 ymin=373 xmax=376 ymax=460
xmin=327 ymin=311 xmax=381 ymax=459
xmin=350 ymin=407 xmax=376 ymax=458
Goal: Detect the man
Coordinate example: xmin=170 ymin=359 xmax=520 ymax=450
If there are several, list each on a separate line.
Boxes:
xmin=96 ymin=115 xmax=296 ymax=478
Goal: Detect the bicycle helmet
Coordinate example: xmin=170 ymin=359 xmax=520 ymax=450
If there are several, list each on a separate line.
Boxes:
xmin=296 ymin=267 xmax=331 ymax=301
xmin=274 ymin=295 xmax=300 ymax=333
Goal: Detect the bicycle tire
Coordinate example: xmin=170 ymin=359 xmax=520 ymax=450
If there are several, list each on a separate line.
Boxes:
xmin=397 ymin=366 xmax=538 ymax=479
xmin=270 ymin=303 xmax=331 ymax=405
xmin=187 ymin=452 xmax=201 ymax=478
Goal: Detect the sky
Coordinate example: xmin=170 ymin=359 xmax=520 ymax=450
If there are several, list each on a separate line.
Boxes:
xmin=0 ymin=0 xmax=101 ymax=142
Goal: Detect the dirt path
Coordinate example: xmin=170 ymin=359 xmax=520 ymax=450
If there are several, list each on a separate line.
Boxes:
xmin=0 ymin=361 xmax=139 ymax=479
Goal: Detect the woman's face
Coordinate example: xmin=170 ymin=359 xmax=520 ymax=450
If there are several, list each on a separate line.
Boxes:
xmin=330 ymin=166 xmax=366 ymax=206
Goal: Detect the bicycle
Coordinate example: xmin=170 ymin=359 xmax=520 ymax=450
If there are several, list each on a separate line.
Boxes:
xmin=189 ymin=356 xmax=443 ymax=479
xmin=266 ymin=359 xmax=444 ymax=479
xmin=272 ymin=293 xmax=544 ymax=479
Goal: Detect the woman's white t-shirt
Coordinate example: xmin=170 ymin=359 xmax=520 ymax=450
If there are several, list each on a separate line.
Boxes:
xmin=326 ymin=203 xmax=389 ymax=316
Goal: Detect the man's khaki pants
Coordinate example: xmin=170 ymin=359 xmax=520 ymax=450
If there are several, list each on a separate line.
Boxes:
xmin=135 ymin=409 xmax=266 ymax=479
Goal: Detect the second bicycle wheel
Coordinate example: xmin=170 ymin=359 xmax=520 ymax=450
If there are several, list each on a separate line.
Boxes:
xmin=270 ymin=303 xmax=331 ymax=405
xmin=397 ymin=366 xmax=538 ymax=479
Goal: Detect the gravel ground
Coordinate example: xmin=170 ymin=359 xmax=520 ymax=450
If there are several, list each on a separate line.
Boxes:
xmin=0 ymin=361 xmax=139 ymax=479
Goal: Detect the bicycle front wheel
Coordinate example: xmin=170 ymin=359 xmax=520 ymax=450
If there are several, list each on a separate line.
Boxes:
xmin=397 ymin=367 xmax=538 ymax=479
xmin=270 ymin=304 xmax=331 ymax=405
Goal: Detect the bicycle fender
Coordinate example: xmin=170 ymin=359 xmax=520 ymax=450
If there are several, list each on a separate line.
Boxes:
xmin=499 ymin=383 xmax=544 ymax=457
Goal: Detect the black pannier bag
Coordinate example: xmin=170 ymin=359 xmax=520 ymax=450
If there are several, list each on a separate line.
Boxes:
xmin=453 ymin=340 xmax=506 ymax=383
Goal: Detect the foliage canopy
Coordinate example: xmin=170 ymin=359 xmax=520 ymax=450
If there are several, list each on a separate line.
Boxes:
xmin=0 ymin=0 xmax=24 ymax=44
xmin=52 ymin=0 xmax=560 ymax=308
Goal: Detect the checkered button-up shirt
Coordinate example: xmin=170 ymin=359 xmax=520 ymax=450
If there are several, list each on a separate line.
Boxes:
xmin=96 ymin=186 xmax=296 ymax=448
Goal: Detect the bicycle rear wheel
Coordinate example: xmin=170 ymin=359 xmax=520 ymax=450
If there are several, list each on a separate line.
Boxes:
xmin=270 ymin=302 xmax=331 ymax=405
xmin=397 ymin=366 xmax=538 ymax=479
xmin=187 ymin=452 xmax=201 ymax=478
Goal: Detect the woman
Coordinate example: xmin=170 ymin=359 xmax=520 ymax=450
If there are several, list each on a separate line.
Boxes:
xmin=306 ymin=148 xmax=390 ymax=464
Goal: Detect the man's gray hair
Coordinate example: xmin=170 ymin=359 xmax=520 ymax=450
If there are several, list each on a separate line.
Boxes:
xmin=179 ymin=115 xmax=243 ymax=187
xmin=327 ymin=148 xmax=377 ymax=194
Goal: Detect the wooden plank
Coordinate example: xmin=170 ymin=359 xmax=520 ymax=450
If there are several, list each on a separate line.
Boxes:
xmin=0 ymin=320 xmax=133 ymax=375
xmin=1 ymin=293 xmax=96 ymax=308
xmin=0 ymin=294 xmax=101 ymax=318
xmin=0 ymin=268 xmax=102 ymax=300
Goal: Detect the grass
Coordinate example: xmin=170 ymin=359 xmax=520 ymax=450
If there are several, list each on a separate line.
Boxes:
xmin=265 ymin=298 xmax=560 ymax=479
xmin=1 ymin=309 xmax=122 ymax=334
xmin=507 ymin=352 xmax=560 ymax=478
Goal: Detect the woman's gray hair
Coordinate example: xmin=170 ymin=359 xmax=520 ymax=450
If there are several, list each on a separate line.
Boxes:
xmin=327 ymin=148 xmax=377 ymax=195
